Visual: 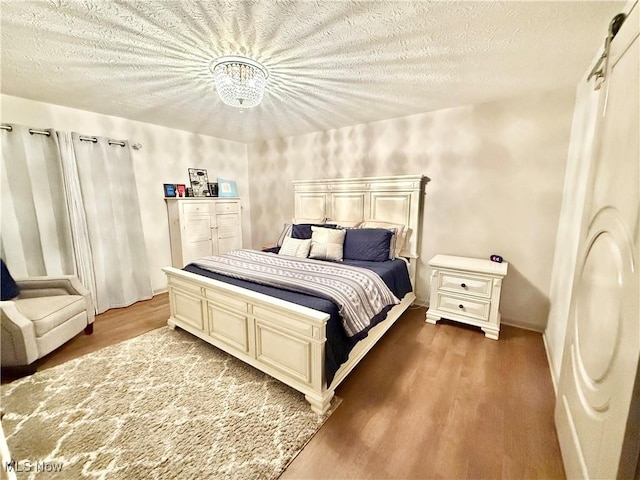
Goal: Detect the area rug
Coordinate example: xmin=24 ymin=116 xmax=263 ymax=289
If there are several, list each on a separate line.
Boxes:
xmin=1 ymin=327 xmax=340 ymax=479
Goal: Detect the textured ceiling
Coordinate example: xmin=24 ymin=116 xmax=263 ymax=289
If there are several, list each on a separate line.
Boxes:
xmin=0 ymin=1 xmax=624 ymax=143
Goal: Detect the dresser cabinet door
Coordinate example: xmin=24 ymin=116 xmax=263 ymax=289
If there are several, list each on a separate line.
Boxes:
xmin=166 ymin=198 xmax=243 ymax=267
xmin=182 ymin=213 xmax=212 ymax=264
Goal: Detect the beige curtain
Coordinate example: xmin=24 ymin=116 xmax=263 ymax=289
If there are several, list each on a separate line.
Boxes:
xmin=0 ymin=124 xmax=75 ymax=276
xmin=67 ymin=133 xmax=152 ymax=313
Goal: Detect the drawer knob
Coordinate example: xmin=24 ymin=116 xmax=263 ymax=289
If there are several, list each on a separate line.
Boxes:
xmin=458 ymin=304 xmax=464 ymax=309
xmin=461 ymin=283 xmax=467 ymax=288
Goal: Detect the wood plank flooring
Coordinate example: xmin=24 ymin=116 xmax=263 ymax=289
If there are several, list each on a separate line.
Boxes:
xmin=0 ymin=293 xmax=169 ymax=382
xmin=282 ymin=307 xmax=565 ymax=479
xmin=1 ymin=294 xmax=565 ymax=479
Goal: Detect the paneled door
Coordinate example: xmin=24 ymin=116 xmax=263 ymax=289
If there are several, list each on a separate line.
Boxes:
xmin=182 ymin=212 xmax=213 ymax=263
xmin=555 ymin=4 xmax=639 ymax=479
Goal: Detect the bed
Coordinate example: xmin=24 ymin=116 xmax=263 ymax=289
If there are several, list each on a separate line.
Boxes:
xmin=162 ymin=175 xmax=428 ymax=413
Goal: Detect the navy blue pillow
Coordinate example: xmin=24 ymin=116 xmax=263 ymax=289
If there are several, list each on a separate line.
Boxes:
xmin=291 ymin=223 xmax=337 ymax=240
xmin=343 ymin=228 xmax=393 ymax=262
xmin=1 ymin=260 xmax=20 ymax=300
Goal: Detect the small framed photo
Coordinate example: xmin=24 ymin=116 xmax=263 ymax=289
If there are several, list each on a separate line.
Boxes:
xmin=217 ymin=178 xmax=238 ymax=197
xmin=188 ymin=168 xmax=209 ymax=197
xmin=163 ymin=183 xmax=176 ymax=197
xmin=176 ymin=184 xmax=186 ymax=197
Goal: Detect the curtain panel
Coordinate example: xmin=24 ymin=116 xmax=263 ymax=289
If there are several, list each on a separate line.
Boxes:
xmin=57 ymin=132 xmax=98 ymax=311
xmin=69 ymin=133 xmax=152 ymax=313
xmin=1 ymin=125 xmax=75 ymax=276
xmin=1 ymin=124 xmax=153 ymax=315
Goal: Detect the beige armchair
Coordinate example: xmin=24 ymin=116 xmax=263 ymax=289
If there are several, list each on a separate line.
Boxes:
xmin=1 ymin=275 xmax=94 ymax=367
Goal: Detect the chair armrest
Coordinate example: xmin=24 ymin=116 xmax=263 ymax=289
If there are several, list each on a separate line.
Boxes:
xmin=15 ymin=275 xmax=87 ymax=296
xmin=1 ymin=301 xmax=38 ymax=366
xmin=15 ymin=276 xmax=95 ymax=324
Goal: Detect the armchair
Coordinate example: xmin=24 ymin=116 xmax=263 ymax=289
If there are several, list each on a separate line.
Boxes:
xmin=1 ymin=275 xmax=94 ymax=367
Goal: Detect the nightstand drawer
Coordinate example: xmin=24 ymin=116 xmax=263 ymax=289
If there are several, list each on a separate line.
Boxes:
xmin=434 ymin=293 xmax=490 ymax=322
xmin=438 ymin=272 xmax=492 ymax=298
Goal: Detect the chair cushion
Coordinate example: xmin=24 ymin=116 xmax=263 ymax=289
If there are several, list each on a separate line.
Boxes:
xmin=14 ymin=295 xmax=87 ymax=337
xmin=1 ymin=260 xmax=20 ymax=300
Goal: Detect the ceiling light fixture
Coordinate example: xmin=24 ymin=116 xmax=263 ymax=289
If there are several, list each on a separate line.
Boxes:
xmin=210 ymin=56 xmax=269 ymax=109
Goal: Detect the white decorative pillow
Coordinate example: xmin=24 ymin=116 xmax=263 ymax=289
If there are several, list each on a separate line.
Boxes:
xmin=309 ymin=226 xmax=346 ymax=262
xmin=360 ymin=221 xmax=408 ymax=258
xmin=276 ymin=223 xmax=293 ymax=247
xmin=278 ymin=237 xmax=312 ymax=258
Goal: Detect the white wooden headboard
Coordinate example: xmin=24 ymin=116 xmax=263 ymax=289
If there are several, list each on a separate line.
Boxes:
xmin=293 ymin=175 xmax=429 ymax=283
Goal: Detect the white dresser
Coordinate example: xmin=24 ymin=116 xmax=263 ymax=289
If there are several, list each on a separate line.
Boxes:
xmin=426 ymin=254 xmax=508 ymax=340
xmin=165 ymin=198 xmax=242 ymax=268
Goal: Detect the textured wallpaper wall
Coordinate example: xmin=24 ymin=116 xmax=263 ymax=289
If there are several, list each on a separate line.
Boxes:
xmin=247 ymin=87 xmax=575 ymax=330
xmin=0 ymin=94 xmax=250 ymax=294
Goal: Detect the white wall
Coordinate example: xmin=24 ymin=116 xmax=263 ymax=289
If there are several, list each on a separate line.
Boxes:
xmin=247 ymin=87 xmax=576 ymax=331
xmin=0 ymin=94 xmax=251 ymax=294
xmin=1 ymin=89 xmax=576 ymax=333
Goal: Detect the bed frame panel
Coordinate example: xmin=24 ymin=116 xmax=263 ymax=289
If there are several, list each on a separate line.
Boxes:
xmin=163 ymin=175 xmax=428 ymax=413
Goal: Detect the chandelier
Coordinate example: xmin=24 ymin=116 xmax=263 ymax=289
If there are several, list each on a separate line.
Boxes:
xmin=210 ymin=56 xmax=269 ymax=109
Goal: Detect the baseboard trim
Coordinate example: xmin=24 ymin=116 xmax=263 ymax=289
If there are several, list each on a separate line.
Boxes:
xmin=500 ymin=318 xmax=544 ymax=333
xmin=412 ymin=297 xmax=429 ymax=309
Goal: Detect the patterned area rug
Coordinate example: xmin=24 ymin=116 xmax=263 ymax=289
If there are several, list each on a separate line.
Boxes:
xmin=1 ymin=327 xmax=339 ymax=479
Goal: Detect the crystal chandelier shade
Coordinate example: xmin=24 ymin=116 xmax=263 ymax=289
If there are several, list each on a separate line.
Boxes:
xmin=211 ymin=56 xmax=269 ymax=109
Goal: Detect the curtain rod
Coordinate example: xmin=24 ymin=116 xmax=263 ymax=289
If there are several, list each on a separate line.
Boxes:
xmin=1 ymin=124 xmax=52 ymax=136
xmin=79 ymin=135 xmax=126 ymax=147
xmin=29 ymin=129 xmax=51 ymax=136
xmin=2 ymin=125 xmax=130 ymax=147
xmin=1 ymin=125 xmax=51 ymax=136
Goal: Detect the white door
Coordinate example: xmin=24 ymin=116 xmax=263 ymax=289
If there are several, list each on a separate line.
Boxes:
xmin=555 ymin=4 xmax=639 ymax=479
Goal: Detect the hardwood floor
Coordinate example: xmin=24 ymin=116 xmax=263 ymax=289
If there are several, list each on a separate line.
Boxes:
xmin=0 ymin=293 xmax=169 ymax=383
xmin=282 ymin=307 xmax=565 ymax=479
xmin=1 ymin=294 xmax=565 ymax=478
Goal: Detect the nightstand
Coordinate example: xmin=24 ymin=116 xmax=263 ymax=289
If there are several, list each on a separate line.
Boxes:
xmin=426 ymin=254 xmax=508 ymax=340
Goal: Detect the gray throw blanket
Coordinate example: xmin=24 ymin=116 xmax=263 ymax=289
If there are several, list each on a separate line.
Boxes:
xmin=193 ymin=249 xmax=399 ymax=337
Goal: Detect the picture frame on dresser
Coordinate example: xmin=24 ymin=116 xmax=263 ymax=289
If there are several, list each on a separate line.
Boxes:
xmin=217 ymin=178 xmax=238 ymax=197
xmin=163 ymin=183 xmax=176 ymax=197
xmin=188 ymin=168 xmax=209 ymax=197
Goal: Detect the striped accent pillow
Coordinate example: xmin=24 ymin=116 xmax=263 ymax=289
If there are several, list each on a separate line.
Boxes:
xmin=278 ymin=237 xmax=311 ymax=258
xmin=276 ymin=223 xmax=293 ymax=247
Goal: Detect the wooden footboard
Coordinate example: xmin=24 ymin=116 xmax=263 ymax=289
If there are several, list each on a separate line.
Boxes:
xmin=162 ymin=266 xmax=414 ymax=414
